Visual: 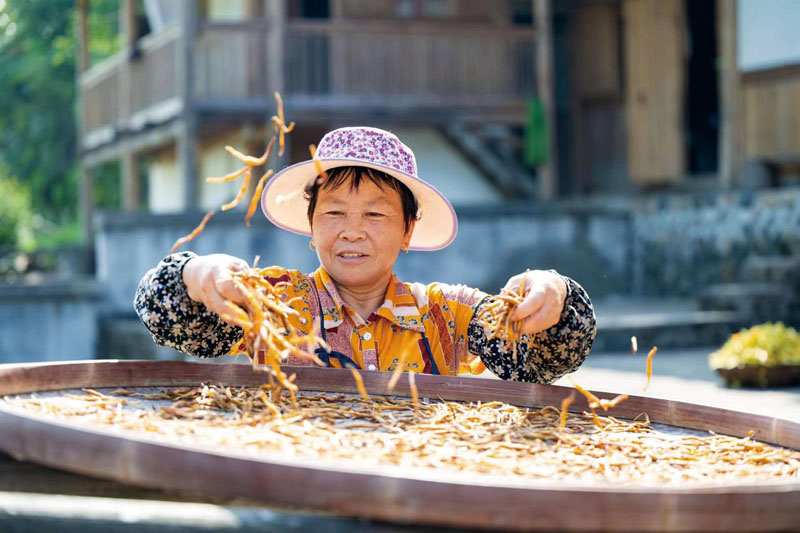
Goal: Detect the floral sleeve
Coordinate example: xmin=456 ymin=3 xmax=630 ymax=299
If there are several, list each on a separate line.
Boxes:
xmin=133 ymin=252 xmax=243 ymax=358
xmin=467 ymin=275 xmax=596 ymax=383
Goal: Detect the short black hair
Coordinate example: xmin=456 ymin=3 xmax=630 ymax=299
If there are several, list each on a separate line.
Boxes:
xmin=305 ymin=166 xmax=419 ymax=233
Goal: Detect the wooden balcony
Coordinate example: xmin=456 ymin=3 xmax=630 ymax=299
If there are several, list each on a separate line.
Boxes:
xmin=79 ymin=20 xmax=536 ymax=152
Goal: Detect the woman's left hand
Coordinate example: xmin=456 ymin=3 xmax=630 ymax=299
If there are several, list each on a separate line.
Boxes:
xmin=504 ymin=270 xmax=567 ymax=335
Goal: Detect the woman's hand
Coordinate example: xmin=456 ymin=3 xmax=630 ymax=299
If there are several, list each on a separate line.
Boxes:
xmin=182 ymin=254 xmax=250 ymax=322
xmin=504 ymin=270 xmax=567 ymax=335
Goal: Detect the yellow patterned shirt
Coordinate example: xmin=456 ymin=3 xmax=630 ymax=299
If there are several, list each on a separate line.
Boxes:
xmin=228 ymin=265 xmax=488 ymax=375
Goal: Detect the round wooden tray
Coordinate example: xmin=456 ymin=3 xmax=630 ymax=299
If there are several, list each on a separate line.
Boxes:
xmin=0 ymin=360 xmax=798 ymax=533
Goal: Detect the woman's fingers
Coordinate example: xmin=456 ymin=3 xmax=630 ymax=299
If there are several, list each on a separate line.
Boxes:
xmin=509 ymin=287 xmax=546 ymax=321
xmin=215 ymin=276 xmax=248 ymax=307
xmin=519 ymin=299 xmax=562 ymax=334
xmin=201 ymin=280 xmax=237 ymax=320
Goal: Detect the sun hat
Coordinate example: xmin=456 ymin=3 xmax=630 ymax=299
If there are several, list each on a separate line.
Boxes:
xmin=260 ymin=127 xmax=458 ymax=251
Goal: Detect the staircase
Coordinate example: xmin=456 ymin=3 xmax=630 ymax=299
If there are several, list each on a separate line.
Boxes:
xmin=593 ymin=253 xmax=800 ymax=354
xmin=443 ymin=123 xmax=539 ymax=199
xmin=699 ymin=255 xmax=800 ymax=327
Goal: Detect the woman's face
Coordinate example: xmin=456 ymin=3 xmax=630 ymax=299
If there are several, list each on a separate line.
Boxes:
xmin=311 ymin=178 xmax=413 ymax=291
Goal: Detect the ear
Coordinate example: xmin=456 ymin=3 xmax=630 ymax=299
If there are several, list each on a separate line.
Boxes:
xmin=402 ymin=220 xmax=416 ymax=250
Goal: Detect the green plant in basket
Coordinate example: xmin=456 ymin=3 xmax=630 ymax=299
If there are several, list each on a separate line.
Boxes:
xmin=710 ymin=322 xmax=800 ymax=388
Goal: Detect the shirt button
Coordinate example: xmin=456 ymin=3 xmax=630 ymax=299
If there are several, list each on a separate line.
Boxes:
xmin=368 ymin=364 xmax=377 ymax=371
xmin=362 ymin=332 xmax=372 ymax=340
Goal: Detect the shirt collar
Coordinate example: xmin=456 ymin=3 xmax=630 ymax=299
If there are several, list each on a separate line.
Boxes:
xmin=313 ymin=267 xmax=424 ymax=332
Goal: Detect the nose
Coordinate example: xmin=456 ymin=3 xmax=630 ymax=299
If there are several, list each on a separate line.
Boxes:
xmin=339 ymin=213 xmax=367 ymax=242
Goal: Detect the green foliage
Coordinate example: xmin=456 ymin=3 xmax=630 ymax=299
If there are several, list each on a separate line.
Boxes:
xmin=0 ymin=0 xmax=121 ymax=245
xmin=0 ymin=166 xmax=34 ymax=252
xmin=31 ymin=219 xmax=81 ymax=251
xmin=93 ymin=161 xmax=121 ymax=210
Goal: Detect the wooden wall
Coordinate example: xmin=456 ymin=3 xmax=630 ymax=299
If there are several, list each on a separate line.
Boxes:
xmin=333 ymin=0 xmax=503 ymax=23
xmin=622 ymin=0 xmax=686 ymax=186
xmin=741 ymin=66 xmax=800 ymax=160
xmin=569 ymin=1 xmax=628 ymax=194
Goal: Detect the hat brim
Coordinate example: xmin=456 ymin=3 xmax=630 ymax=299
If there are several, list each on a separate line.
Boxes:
xmin=261 ymin=159 xmax=458 ymax=251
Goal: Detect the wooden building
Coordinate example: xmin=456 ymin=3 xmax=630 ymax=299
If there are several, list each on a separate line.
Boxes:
xmin=75 ymin=0 xmax=800 ymax=235
xmin=565 ymin=0 xmax=800 ymax=194
xmin=76 ymin=0 xmax=554 ymax=235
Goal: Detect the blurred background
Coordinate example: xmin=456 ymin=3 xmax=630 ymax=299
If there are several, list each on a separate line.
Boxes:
xmin=1 ymin=0 xmax=799 ymax=376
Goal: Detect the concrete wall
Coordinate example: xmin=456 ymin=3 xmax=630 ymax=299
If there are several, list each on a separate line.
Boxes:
xmin=0 ymin=280 xmax=101 ymax=364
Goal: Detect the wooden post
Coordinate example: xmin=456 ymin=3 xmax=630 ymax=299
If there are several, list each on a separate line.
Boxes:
xmin=76 ymin=0 xmax=93 ymax=242
xmin=534 ymin=0 xmax=558 ymax=201
xmin=121 ymin=153 xmax=140 ymax=211
xmin=119 ymin=0 xmax=140 ymax=211
xmin=718 ymin=0 xmax=740 ymax=190
xmin=265 ymin=0 xmax=286 ymax=98
xmin=76 ymin=0 xmax=90 ymax=74
xmin=79 ymin=165 xmax=94 ymax=242
xmin=178 ymin=0 xmax=198 ymax=210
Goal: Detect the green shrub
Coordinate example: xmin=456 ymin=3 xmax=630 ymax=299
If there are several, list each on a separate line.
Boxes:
xmin=0 ymin=175 xmax=34 ymax=251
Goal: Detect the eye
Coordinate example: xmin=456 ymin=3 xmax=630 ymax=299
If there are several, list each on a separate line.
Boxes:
xmin=325 ymin=210 xmax=344 ymax=216
xmin=366 ymin=212 xmax=386 ymax=218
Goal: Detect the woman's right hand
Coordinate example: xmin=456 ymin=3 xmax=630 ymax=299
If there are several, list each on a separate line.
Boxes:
xmin=182 ymin=254 xmax=250 ymax=322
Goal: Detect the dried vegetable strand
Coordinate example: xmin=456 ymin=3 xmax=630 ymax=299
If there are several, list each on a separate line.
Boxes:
xmin=477 ymin=270 xmax=531 ymax=364
xmin=559 ymin=392 xmax=575 ymax=431
xmin=350 ymin=368 xmax=369 ymax=401
xmin=225 ymin=136 xmax=276 ymax=167
xmin=245 ymin=169 xmax=274 ymax=227
xmin=644 ymin=346 xmax=658 ymax=391
xmin=271 ymin=91 xmax=295 ymax=156
xmin=275 ymin=144 xmax=327 ymax=206
xmin=387 ymin=350 xmax=414 ymax=390
xmin=408 ymin=371 xmax=419 ymax=417
xmin=221 ymin=266 xmax=329 ymax=402
xmin=206 ymin=167 xmax=249 ymax=184
xmin=170 ymin=210 xmax=215 ymax=254
xmin=310 ymin=144 xmax=329 ymax=184
xmin=221 ymin=167 xmax=252 ymax=211
xmin=172 ymin=94 xmax=283 ymax=251
xmin=8 ymin=385 xmax=800 ymax=487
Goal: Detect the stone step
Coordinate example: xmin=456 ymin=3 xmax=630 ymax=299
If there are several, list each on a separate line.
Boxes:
xmin=593 ymin=299 xmax=748 ymax=352
xmin=698 ymin=282 xmax=796 ymax=322
xmin=741 ymin=255 xmax=800 ymax=285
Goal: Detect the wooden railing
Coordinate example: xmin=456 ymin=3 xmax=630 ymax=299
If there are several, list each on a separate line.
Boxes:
xmin=129 ymin=27 xmax=179 ymax=116
xmin=79 ymin=27 xmax=180 ymax=144
xmin=80 ymin=55 xmax=121 ymax=136
xmin=285 ymin=21 xmax=536 ymax=102
xmin=79 ymin=20 xmax=536 ymax=145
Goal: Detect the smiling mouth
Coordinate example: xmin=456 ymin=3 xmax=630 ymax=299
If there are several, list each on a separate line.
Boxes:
xmin=338 ymin=252 xmax=367 ymax=258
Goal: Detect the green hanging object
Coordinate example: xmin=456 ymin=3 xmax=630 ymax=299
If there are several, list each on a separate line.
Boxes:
xmin=523 ymin=97 xmax=549 ymax=168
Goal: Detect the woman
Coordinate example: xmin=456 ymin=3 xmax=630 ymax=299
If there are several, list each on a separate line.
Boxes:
xmin=135 ymin=127 xmax=595 ymax=382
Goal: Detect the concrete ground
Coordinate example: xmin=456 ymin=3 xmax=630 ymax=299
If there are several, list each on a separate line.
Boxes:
xmin=557 ymin=347 xmax=800 ymax=423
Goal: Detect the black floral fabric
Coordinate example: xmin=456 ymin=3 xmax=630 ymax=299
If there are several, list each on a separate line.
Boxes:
xmin=134 ymin=252 xmax=242 ymax=358
xmin=468 ymin=276 xmax=596 ymax=383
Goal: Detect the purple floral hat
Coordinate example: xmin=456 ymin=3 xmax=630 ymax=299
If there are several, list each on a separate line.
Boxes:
xmin=261 ymin=127 xmax=458 ymax=251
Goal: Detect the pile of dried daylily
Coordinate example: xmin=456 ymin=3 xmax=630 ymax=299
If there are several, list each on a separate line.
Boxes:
xmin=5 ymin=386 xmax=798 ymax=486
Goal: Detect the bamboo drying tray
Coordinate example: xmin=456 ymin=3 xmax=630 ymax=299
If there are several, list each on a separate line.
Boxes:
xmin=0 ymin=360 xmax=798 ymax=533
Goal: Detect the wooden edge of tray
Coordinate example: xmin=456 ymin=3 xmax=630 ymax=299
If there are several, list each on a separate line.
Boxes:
xmin=0 ymin=360 xmax=798 ymax=533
